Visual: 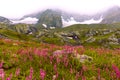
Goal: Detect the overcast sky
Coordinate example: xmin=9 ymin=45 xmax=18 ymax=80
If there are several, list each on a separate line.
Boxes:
xmin=0 ymin=0 xmax=120 ymax=19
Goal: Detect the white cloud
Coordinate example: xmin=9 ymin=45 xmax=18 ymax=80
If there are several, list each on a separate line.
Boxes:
xmin=11 ymin=17 xmax=38 ymax=24
xmin=0 ymin=0 xmax=120 ymax=18
xmin=79 ymin=17 xmax=103 ymax=24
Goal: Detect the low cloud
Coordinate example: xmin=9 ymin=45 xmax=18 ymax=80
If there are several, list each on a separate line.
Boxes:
xmin=11 ymin=17 xmax=38 ymax=24
xmin=0 ymin=0 xmax=120 ymax=18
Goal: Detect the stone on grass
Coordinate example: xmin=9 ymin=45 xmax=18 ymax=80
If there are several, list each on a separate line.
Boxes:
xmin=73 ymin=54 xmax=93 ymax=63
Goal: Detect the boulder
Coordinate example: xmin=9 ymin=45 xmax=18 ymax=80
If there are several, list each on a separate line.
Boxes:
xmin=108 ymin=36 xmax=119 ymax=44
xmin=73 ymin=54 xmax=93 ymax=63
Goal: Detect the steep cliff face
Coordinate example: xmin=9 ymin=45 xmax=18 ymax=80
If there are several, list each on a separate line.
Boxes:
xmin=37 ymin=9 xmax=62 ymax=28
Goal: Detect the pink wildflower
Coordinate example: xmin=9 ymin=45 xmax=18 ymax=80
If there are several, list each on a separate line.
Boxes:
xmin=0 ymin=62 xmax=3 ymax=68
xmin=6 ymin=73 xmax=12 ymax=80
xmin=15 ymin=68 xmax=20 ymax=76
xmin=40 ymin=69 xmax=46 ymax=80
xmin=75 ymin=72 xmax=79 ymax=80
xmin=70 ymin=68 xmax=73 ymax=74
xmin=112 ymin=64 xmax=120 ymax=79
xmin=56 ymin=57 xmax=61 ymax=64
xmin=0 ymin=69 xmax=4 ymax=80
xmin=82 ymin=65 xmax=87 ymax=72
xmin=82 ymin=76 xmax=86 ymax=80
xmin=26 ymin=67 xmax=34 ymax=80
xmin=97 ymin=68 xmax=101 ymax=80
xmin=54 ymin=64 xmax=57 ymax=72
xmin=6 ymin=78 xmax=11 ymax=80
xmin=29 ymin=67 xmax=34 ymax=79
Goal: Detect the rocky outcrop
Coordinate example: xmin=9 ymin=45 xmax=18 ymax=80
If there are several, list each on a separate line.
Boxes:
xmin=9 ymin=24 xmax=37 ymax=34
xmin=108 ymin=35 xmax=119 ymax=45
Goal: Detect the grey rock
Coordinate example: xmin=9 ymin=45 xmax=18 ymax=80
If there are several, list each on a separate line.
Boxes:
xmin=73 ymin=54 xmax=93 ymax=63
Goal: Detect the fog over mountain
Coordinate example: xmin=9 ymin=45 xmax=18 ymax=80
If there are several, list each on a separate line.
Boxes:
xmin=10 ymin=5 xmax=120 ymax=27
xmin=0 ymin=0 xmax=120 ymax=27
xmin=11 ymin=17 xmax=38 ymax=24
xmin=0 ymin=0 xmax=120 ymax=19
xmin=1 ymin=5 xmax=115 ymax=28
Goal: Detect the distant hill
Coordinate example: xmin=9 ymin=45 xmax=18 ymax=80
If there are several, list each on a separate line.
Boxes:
xmin=0 ymin=16 xmax=12 ymax=24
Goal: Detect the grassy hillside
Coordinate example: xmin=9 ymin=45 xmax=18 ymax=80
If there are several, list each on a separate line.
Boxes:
xmin=55 ymin=24 xmax=120 ymax=31
xmin=0 ymin=38 xmax=120 ymax=80
xmin=0 ymin=23 xmax=119 ymax=79
xmin=42 ymin=24 xmax=119 ymax=48
xmin=0 ymin=28 xmax=36 ymax=41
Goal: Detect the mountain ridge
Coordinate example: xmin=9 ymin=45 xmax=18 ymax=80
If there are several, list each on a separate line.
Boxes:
xmin=0 ymin=16 xmax=12 ymax=24
xmin=4 ymin=5 xmax=120 ymax=28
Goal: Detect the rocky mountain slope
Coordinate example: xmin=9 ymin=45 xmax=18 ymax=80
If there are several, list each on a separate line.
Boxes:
xmin=34 ymin=23 xmax=120 ymax=48
xmin=0 ymin=22 xmax=119 ymax=48
xmin=21 ymin=6 xmax=120 ymax=26
xmin=37 ymin=9 xmax=62 ymax=28
xmin=0 ymin=16 xmax=12 ymax=24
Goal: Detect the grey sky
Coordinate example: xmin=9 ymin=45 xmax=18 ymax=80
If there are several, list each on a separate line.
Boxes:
xmin=0 ymin=0 xmax=120 ymax=18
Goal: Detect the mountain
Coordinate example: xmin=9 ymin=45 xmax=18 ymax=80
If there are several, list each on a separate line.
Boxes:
xmin=37 ymin=9 xmax=62 ymax=28
xmin=101 ymin=6 xmax=120 ymax=24
xmin=0 ymin=16 xmax=12 ymax=24
xmin=21 ymin=6 xmax=120 ymax=27
xmin=22 ymin=9 xmax=102 ymax=27
xmin=22 ymin=9 xmax=102 ymax=22
xmin=61 ymin=6 xmax=120 ymax=25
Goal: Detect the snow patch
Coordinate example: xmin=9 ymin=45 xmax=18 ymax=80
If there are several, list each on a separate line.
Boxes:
xmin=11 ymin=17 xmax=38 ymax=24
xmin=62 ymin=17 xmax=80 ymax=27
xmin=42 ymin=24 xmax=47 ymax=28
xmin=62 ymin=16 xmax=103 ymax=27
xmin=50 ymin=27 xmax=55 ymax=29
